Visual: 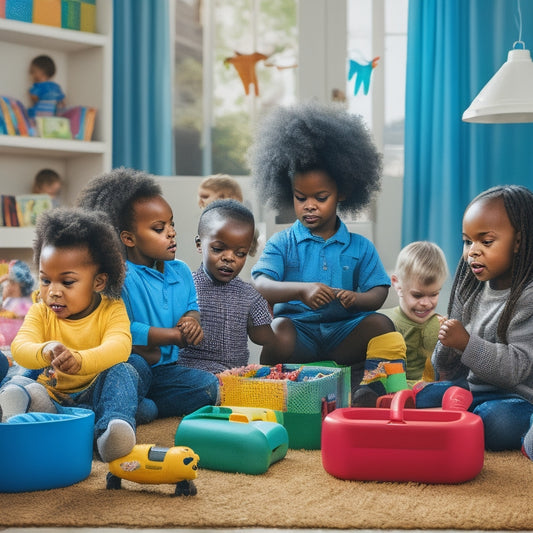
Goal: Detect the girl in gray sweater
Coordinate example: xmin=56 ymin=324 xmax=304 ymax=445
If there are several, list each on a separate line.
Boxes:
xmin=416 ymin=185 xmax=533 ymax=452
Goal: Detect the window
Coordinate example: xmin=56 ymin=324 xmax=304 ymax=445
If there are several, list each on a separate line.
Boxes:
xmin=174 ymin=0 xmax=298 ymax=176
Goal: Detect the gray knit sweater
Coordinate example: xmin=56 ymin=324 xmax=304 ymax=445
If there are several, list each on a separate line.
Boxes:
xmin=432 ymin=280 xmax=533 ymax=403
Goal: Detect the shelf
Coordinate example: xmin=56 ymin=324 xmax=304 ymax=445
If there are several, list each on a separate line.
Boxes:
xmin=0 ymin=18 xmax=108 ymax=52
xmin=0 ymin=226 xmax=35 ymax=248
xmin=0 ymin=135 xmax=107 ymax=157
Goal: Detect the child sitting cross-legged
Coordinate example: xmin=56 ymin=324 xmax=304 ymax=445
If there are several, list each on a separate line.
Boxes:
xmin=0 ymin=207 xmax=138 ymax=463
xmin=382 ymin=241 xmax=449 ymax=385
xmin=76 ymin=168 xmax=219 ymax=418
xmin=249 ymin=101 xmax=407 ymax=406
xmin=179 ymin=199 xmax=277 ymax=373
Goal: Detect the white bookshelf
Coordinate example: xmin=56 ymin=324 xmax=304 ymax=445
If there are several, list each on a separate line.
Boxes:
xmin=0 ymin=1 xmax=112 ymax=257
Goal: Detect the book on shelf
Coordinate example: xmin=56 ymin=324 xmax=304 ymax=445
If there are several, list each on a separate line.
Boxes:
xmin=16 ymin=194 xmax=53 ymax=226
xmin=1 ymin=195 xmax=20 ymax=227
xmin=0 ymin=97 xmax=37 ymax=137
xmin=35 ymin=116 xmax=73 ymax=139
xmin=0 ymin=194 xmax=53 ymax=227
xmin=58 ymin=106 xmax=97 ymax=141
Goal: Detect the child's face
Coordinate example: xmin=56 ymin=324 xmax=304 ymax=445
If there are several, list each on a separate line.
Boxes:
xmin=292 ymin=170 xmax=341 ymax=240
xmin=462 ymin=197 xmax=520 ymax=290
xmin=39 ymin=244 xmax=107 ymax=320
xmin=198 ymin=187 xmax=221 ymax=209
xmin=29 ymin=64 xmax=48 ymax=84
xmin=196 ymin=216 xmax=254 ymax=283
xmin=36 ymin=181 xmax=62 ymax=199
xmin=392 ymin=275 xmax=443 ymax=324
xmin=121 ymin=196 xmax=177 ymax=267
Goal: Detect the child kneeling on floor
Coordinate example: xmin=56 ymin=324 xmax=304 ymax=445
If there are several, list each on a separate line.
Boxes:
xmin=0 ymin=207 xmax=138 ymax=462
xmin=249 ymin=101 xmax=406 ymax=406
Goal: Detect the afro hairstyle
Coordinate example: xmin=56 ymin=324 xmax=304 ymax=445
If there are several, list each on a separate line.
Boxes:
xmin=76 ymin=167 xmax=162 ymax=247
xmin=33 ymin=207 xmax=125 ymax=299
xmin=248 ymin=100 xmax=382 ymax=216
xmin=198 ymin=198 xmax=255 ymax=237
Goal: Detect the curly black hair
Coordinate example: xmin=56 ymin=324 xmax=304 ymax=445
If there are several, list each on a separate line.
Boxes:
xmin=198 ymin=198 xmax=255 ymax=237
xmin=248 ymin=100 xmax=382 ymax=216
xmin=76 ymin=167 xmax=162 ymax=241
xmin=449 ymin=185 xmax=533 ymax=343
xmin=33 ymin=207 xmax=125 ymax=299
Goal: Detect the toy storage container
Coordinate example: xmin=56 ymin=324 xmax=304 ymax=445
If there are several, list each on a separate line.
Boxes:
xmin=0 ymin=406 xmax=94 ymax=492
xmin=217 ymin=364 xmax=350 ymax=449
xmin=175 ymin=405 xmax=288 ymax=474
xmin=321 ymin=387 xmax=484 ymax=484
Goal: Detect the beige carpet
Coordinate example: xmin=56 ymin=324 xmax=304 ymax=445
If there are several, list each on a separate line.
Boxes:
xmin=1 ymin=416 xmax=533 ymax=530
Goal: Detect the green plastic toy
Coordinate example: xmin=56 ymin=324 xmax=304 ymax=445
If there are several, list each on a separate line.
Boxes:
xmin=175 ymin=405 xmax=288 ymax=475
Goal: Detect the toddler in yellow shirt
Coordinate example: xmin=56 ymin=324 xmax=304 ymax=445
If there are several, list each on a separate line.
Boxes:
xmin=0 ymin=207 xmax=138 ymax=462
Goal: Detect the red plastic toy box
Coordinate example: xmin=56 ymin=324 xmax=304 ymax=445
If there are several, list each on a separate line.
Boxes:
xmin=321 ymin=387 xmax=484 ymax=484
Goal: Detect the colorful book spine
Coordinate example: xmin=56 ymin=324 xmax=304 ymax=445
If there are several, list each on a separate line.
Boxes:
xmin=0 ymin=97 xmax=16 ymax=135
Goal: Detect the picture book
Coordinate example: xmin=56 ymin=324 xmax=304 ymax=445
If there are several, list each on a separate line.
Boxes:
xmin=16 ymin=194 xmax=53 ymax=226
xmin=36 ymin=116 xmax=73 ymax=139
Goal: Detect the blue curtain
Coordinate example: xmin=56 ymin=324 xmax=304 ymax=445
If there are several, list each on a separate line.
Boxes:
xmin=403 ymin=0 xmax=533 ymax=271
xmin=113 ymin=0 xmax=174 ymax=175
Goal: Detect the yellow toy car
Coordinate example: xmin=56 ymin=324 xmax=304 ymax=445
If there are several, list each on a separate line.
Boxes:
xmin=106 ymin=444 xmax=199 ymax=496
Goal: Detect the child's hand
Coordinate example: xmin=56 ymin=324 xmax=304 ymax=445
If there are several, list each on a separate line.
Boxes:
xmin=438 ymin=319 xmax=469 ymax=352
xmin=43 ymin=341 xmax=81 ymax=375
xmin=177 ymin=316 xmax=204 ymax=346
xmin=301 ymin=283 xmax=336 ymax=309
xmin=335 ymin=289 xmax=357 ymax=309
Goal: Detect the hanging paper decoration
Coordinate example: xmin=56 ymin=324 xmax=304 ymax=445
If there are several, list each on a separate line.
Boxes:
xmin=224 ymin=51 xmax=269 ymax=96
xmin=348 ymin=56 xmax=380 ymax=96
xmin=264 ymin=49 xmax=298 ymax=71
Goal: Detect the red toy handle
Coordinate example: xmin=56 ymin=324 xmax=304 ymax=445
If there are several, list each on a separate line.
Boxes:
xmin=389 ymin=389 xmax=416 ymax=423
xmin=441 ymin=386 xmax=473 ymax=411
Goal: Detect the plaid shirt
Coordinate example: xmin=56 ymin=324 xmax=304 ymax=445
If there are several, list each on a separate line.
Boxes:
xmin=178 ymin=266 xmax=272 ymax=373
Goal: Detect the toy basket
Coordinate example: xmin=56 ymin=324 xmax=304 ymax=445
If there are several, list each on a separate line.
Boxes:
xmin=0 ymin=406 xmax=94 ymax=492
xmin=218 ymin=364 xmax=350 ymax=449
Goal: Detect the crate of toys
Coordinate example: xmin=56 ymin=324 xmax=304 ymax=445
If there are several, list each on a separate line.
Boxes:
xmin=217 ymin=363 xmax=350 ymax=449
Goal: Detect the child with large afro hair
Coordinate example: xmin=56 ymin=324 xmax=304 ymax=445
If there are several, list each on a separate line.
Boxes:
xmin=250 ymin=101 xmax=407 ymax=406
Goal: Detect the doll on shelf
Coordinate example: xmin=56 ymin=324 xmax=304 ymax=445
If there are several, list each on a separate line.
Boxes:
xmin=28 ymin=55 xmax=65 ymax=118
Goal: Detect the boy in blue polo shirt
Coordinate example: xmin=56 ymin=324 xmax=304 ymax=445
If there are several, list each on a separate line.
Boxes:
xmin=77 ymin=169 xmax=219 ymax=419
xmin=250 ymin=102 xmax=406 ymax=406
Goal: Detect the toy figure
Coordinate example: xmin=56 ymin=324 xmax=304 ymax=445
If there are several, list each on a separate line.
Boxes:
xmin=106 ymin=444 xmax=199 ymax=496
xmin=28 ymin=55 xmax=65 ymax=118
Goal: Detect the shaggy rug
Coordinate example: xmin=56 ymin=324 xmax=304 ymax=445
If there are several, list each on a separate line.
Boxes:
xmin=1 ymin=416 xmax=533 ymax=530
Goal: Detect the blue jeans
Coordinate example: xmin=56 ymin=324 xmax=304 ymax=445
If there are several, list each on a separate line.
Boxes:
xmin=416 ymin=380 xmax=533 ymax=451
xmin=129 ymin=353 xmax=219 ymax=418
xmin=68 ymin=362 xmax=138 ymax=438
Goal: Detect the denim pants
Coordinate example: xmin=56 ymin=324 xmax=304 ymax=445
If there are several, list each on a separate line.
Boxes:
xmin=129 ymin=353 xmax=219 ymax=418
xmin=416 ymin=380 xmax=533 ymax=451
xmin=69 ymin=362 xmax=138 ymax=438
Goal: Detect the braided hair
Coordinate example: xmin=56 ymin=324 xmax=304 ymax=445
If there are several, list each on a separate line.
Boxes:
xmin=449 ymin=185 xmax=533 ymax=342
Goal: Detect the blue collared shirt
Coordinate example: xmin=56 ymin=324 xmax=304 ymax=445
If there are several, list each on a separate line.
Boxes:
xmin=251 ymin=218 xmax=390 ymax=320
xmin=121 ymin=259 xmax=199 ymax=366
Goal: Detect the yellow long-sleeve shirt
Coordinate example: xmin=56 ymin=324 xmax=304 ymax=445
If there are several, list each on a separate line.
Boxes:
xmin=11 ymin=296 xmax=132 ymax=398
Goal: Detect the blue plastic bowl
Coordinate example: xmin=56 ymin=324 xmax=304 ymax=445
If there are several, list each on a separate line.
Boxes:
xmin=0 ymin=407 xmax=94 ymax=492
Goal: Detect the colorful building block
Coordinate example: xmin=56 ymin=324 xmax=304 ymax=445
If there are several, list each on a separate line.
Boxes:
xmin=5 ymin=0 xmax=32 ymax=22
xmin=33 ymin=0 xmax=61 ymax=27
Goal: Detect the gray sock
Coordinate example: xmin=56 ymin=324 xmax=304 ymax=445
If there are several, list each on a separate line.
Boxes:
xmin=0 ymin=384 xmax=31 ymax=422
xmin=97 ymin=419 xmax=136 ymax=462
xmin=26 ymin=383 xmax=57 ymax=414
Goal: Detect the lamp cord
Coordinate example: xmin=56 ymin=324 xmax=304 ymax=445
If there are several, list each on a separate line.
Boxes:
xmin=514 ymin=0 xmax=525 ymax=49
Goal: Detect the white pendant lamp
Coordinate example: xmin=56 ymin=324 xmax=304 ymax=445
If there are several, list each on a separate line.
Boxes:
xmin=463 ymin=0 xmax=533 ymax=123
